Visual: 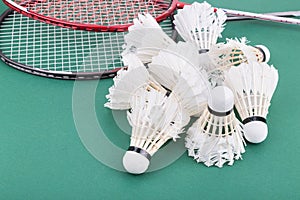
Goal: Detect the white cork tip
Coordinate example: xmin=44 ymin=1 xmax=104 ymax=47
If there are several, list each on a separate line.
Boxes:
xmin=208 ymin=86 xmax=234 ymax=113
xmin=123 ymin=151 xmax=150 ymax=174
xmin=244 ymin=121 xmax=268 ymax=143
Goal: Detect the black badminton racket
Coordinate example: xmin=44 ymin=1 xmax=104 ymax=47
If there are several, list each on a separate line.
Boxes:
xmin=0 ymin=9 xmax=176 ymax=79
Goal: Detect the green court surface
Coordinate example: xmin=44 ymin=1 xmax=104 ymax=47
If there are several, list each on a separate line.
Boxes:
xmin=0 ymin=0 xmax=300 ymax=199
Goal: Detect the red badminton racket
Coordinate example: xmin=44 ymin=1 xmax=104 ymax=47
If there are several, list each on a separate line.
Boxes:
xmin=3 ymin=0 xmax=300 ymax=32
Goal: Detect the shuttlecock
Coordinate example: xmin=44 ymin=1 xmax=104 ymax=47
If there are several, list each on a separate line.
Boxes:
xmin=174 ymin=1 xmax=226 ymax=53
xmin=148 ymin=47 xmax=211 ymax=116
xmin=105 ymin=53 xmax=165 ymax=109
xmin=225 ymin=62 xmax=279 ymax=143
xmin=201 ymin=37 xmax=271 ymax=87
xmin=185 ymin=86 xmax=246 ymax=168
xmin=123 ymin=87 xmax=189 ymax=174
xmin=209 ymin=38 xmax=270 ymax=71
xmin=123 ymin=14 xmax=176 ymax=63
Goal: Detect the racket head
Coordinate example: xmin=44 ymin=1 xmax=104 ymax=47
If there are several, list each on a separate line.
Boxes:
xmin=3 ymin=0 xmax=178 ymax=32
xmin=0 ymin=9 xmax=176 ymax=80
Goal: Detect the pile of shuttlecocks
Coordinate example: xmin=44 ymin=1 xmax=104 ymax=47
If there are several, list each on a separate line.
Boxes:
xmin=104 ymin=1 xmax=279 ymax=174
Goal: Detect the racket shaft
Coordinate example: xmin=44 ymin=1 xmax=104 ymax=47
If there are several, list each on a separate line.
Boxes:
xmin=223 ymin=9 xmax=300 ymax=24
xmin=227 ymin=11 xmax=300 ymax=21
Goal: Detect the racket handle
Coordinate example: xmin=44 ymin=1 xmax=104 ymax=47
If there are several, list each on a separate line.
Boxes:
xmin=221 ymin=8 xmax=300 ymax=25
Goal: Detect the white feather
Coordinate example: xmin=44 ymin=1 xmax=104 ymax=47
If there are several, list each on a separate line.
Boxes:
xmin=127 ymin=88 xmax=190 ymax=156
xmin=148 ymin=49 xmax=211 ymax=116
xmin=209 ymin=37 xmax=268 ymax=72
xmin=174 ymin=1 xmax=226 ymax=52
xmin=185 ymin=86 xmax=246 ymax=168
xmin=105 ymin=53 xmax=164 ymax=109
xmin=198 ymin=37 xmax=269 ymax=87
xmin=186 ymin=114 xmax=245 ymax=168
xmin=225 ymin=61 xmax=279 ymax=119
xmin=166 ymin=41 xmax=200 ymax=66
xmin=129 ymin=14 xmax=161 ymax=30
xmin=124 ymin=14 xmax=175 ymax=63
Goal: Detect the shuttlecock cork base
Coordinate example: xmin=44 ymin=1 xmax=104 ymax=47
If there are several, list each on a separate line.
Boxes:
xmin=255 ymin=45 xmax=271 ymax=62
xmin=123 ymin=147 xmax=151 ymax=174
xmin=208 ymin=85 xmax=234 ymax=114
xmin=242 ymin=116 xmax=268 ymax=144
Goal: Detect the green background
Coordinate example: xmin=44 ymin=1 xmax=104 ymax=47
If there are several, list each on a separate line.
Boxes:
xmin=1 ymin=0 xmax=300 ymax=199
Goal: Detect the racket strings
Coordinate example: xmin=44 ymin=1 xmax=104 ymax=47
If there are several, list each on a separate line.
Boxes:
xmin=12 ymin=0 xmax=172 ymax=26
xmin=0 ymin=11 xmax=174 ymax=76
xmin=0 ymin=12 xmax=123 ymax=72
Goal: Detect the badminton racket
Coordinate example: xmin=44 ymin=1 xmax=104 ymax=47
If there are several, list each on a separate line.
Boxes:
xmin=1 ymin=9 xmax=299 ymax=80
xmin=3 ymin=0 xmax=300 ymax=32
xmin=0 ymin=9 xmax=176 ymax=79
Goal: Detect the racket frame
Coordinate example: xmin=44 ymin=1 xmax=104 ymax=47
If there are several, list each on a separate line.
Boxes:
xmin=3 ymin=0 xmax=178 ymax=32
